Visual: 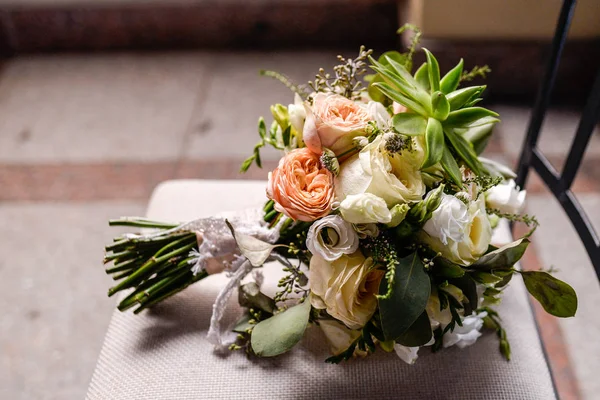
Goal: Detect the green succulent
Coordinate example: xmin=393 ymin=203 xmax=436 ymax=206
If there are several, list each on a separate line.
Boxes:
xmin=368 ymin=49 xmax=499 ymax=186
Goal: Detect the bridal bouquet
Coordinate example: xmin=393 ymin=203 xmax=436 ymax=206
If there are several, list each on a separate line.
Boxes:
xmin=103 ymin=28 xmax=577 ymax=364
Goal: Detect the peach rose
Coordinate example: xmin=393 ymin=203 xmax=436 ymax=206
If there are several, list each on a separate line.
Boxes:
xmin=267 ymin=148 xmax=334 ymax=221
xmin=303 ymin=93 xmax=371 ymax=156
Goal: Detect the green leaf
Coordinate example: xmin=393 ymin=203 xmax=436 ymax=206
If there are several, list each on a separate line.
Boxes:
xmin=446 ymin=86 xmax=485 ymax=110
xmin=456 ymin=116 xmax=499 ymax=155
xmin=522 ymin=271 xmax=577 ymax=318
xmin=232 ymin=314 xmax=253 ymax=334
xmin=282 ymin=125 xmax=291 ymax=147
xmin=391 ymin=113 xmax=427 ymax=135
xmin=431 ymin=91 xmax=450 ymax=121
xmin=254 ymin=145 xmax=262 ymax=168
xmin=440 ymin=145 xmax=462 ymax=187
xmin=258 ymin=117 xmax=266 ymax=139
xmin=395 ymin=311 xmax=433 ymax=347
xmin=373 ymin=82 xmax=428 ymax=116
xmin=414 ymin=62 xmax=430 ymax=91
xmin=240 ymin=154 xmax=255 ymax=173
xmin=440 ymin=58 xmax=464 ymax=94
xmin=251 ymin=299 xmax=311 ymax=356
xmin=422 ymin=118 xmax=444 ymax=169
xmin=432 ymin=257 xmax=465 ymax=278
xmin=471 ymin=271 xmax=504 ymax=285
xmin=378 ymin=253 xmax=431 ymax=341
xmin=367 ymin=75 xmax=388 ymax=104
xmin=445 ymin=107 xmax=499 ymax=127
xmin=450 ymin=275 xmax=478 ymax=315
xmin=472 ymin=238 xmax=530 ymax=270
xmin=384 ymin=55 xmax=421 ymax=92
xmin=444 ymin=127 xmax=483 ymax=175
xmin=238 ymin=282 xmax=276 ymax=314
xmin=379 ymin=51 xmax=408 ymax=66
xmin=423 ymin=48 xmax=440 ymax=92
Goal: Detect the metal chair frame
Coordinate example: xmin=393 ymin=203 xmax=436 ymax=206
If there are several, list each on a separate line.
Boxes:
xmin=515 ymin=0 xmax=600 ymax=279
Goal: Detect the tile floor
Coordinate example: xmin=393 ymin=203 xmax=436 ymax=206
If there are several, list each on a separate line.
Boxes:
xmin=0 ymin=51 xmax=598 ymax=399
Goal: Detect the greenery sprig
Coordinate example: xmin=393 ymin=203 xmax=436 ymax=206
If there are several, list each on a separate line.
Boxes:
xmin=308 ymin=46 xmax=373 ymax=100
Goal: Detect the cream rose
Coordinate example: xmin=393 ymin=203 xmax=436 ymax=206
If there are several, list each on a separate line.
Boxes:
xmin=339 ymin=193 xmax=392 ymax=224
xmin=310 ymin=251 xmax=384 ymax=329
xmin=306 ymin=215 xmax=359 ymax=261
xmin=421 ymin=195 xmax=492 ymax=266
xmin=319 ymin=319 xmax=365 ymax=356
xmin=303 ymin=93 xmax=371 ymax=156
xmin=336 ymin=135 xmax=425 ymax=208
xmin=486 ymin=179 xmax=526 ymax=215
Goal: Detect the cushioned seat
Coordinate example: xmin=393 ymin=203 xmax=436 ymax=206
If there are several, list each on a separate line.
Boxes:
xmin=86 ymin=180 xmax=555 ymax=400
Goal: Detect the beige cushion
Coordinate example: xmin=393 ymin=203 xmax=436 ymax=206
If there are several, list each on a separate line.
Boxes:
xmin=87 ymin=180 xmax=555 ymax=400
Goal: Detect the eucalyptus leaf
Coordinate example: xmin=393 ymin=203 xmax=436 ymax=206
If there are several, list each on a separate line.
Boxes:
xmin=431 ymin=91 xmax=450 ymax=121
xmin=522 ymin=271 xmax=577 ymax=318
xmin=232 ymin=314 xmax=253 ymax=334
xmin=423 ymin=48 xmax=440 ymax=92
xmin=446 ymin=86 xmax=485 ymax=110
xmin=444 ymin=127 xmax=483 ymax=175
xmin=239 ymin=282 xmax=276 ymax=314
xmin=251 ymin=299 xmax=311 ymax=357
xmin=391 ymin=113 xmax=427 ymax=136
xmin=440 ymin=58 xmax=464 ymax=94
xmin=378 ymin=253 xmax=431 ymax=341
xmin=473 ymin=238 xmax=530 ymax=270
xmin=226 ymin=220 xmax=276 ymax=267
xmin=414 ymin=62 xmax=430 ymax=91
xmin=422 ymin=118 xmax=444 ymax=169
xmin=440 ymin=145 xmax=463 ymax=187
xmin=395 ymin=311 xmax=433 ymax=347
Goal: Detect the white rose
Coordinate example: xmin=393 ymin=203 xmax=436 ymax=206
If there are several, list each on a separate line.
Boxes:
xmin=288 ymin=93 xmax=306 ymax=137
xmin=421 ymin=195 xmax=492 ymax=266
xmin=486 ymin=179 xmax=526 ymax=214
xmin=339 ymin=193 xmax=392 ymax=224
xmin=335 ymin=135 xmax=425 ymax=207
xmin=310 ymin=252 xmax=384 ymax=329
xmin=443 ymin=311 xmax=487 ymax=349
xmin=423 ymin=193 xmax=469 ymax=245
xmin=306 ymin=215 xmax=359 ymax=261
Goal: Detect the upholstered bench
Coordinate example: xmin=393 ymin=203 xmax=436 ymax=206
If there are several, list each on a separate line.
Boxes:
xmin=86 ymin=180 xmax=555 ymax=399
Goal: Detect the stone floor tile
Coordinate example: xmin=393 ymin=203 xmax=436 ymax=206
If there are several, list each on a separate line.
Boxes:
xmin=0 ymin=201 xmax=144 ymax=400
xmin=0 ymin=53 xmax=209 ymax=163
xmin=527 ymin=193 xmax=600 ymax=400
xmin=182 ymin=51 xmax=341 ymax=161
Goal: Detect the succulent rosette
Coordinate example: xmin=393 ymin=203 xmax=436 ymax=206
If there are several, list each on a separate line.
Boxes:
xmin=102 ymin=27 xmax=577 ymax=366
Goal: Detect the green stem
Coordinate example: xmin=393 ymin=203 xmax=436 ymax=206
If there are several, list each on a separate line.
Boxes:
xmin=108 ymin=218 xmax=179 ymax=229
xmin=107 ymin=242 xmax=196 ymax=297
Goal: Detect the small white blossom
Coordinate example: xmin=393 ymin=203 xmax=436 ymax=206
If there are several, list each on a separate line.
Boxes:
xmin=486 ymin=179 xmax=526 ymax=214
xmin=306 ymin=215 xmax=359 ymax=261
xmin=443 ymin=311 xmax=488 ymax=349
